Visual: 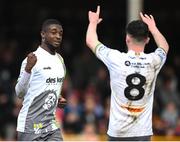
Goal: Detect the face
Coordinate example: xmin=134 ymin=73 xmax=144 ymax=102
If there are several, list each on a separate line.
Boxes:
xmin=42 ymin=24 xmax=63 ymax=49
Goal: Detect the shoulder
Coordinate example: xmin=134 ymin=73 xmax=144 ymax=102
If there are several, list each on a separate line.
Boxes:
xmin=144 ymin=48 xmax=167 ymax=67
xmin=149 ymin=48 xmax=166 ymax=61
xmin=33 ymin=47 xmax=41 ymax=56
xmin=56 ymin=53 xmax=65 ymax=64
xmin=96 ymin=43 xmax=122 ymax=57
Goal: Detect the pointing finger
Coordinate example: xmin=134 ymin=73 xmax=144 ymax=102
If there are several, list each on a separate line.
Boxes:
xmin=140 ymin=12 xmax=144 ymax=18
xmin=96 ymin=5 xmax=100 ymax=15
xmin=150 ymin=15 xmax=154 ymax=20
xmin=144 ymin=14 xmax=150 ymax=19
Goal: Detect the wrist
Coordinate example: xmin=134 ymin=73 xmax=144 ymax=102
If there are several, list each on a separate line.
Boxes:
xmin=89 ymin=21 xmax=98 ymax=25
xmin=25 ymin=67 xmax=32 ymax=73
xmin=150 ymin=27 xmax=159 ymax=35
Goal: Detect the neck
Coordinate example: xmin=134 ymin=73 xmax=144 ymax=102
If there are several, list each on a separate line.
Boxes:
xmin=127 ymin=43 xmax=145 ymax=53
xmin=40 ymin=42 xmax=56 ymax=55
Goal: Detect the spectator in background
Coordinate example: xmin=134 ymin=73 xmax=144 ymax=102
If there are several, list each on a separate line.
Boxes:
xmin=91 ymin=66 xmax=111 ymax=101
xmin=80 ymin=122 xmax=100 ymax=141
xmin=175 ymin=118 xmax=180 ymax=136
xmin=173 ymin=55 xmax=180 ymax=92
xmin=0 ymin=88 xmax=15 ymax=140
xmin=0 ymin=39 xmax=18 ymax=100
xmin=158 ymin=66 xmax=180 ymax=111
xmin=161 ymin=101 xmax=179 ymax=129
xmin=63 ymin=90 xmax=83 ymax=133
xmin=153 ymin=115 xmax=166 ymax=135
xmin=83 ymin=93 xmax=103 ymax=125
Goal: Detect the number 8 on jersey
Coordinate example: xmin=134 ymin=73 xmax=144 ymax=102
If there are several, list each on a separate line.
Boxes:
xmin=124 ymin=73 xmax=146 ymax=101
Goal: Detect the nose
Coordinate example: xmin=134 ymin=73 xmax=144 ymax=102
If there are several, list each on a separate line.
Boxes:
xmin=56 ymin=33 xmax=60 ymax=39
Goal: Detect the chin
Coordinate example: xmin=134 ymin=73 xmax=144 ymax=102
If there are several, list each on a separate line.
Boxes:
xmin=50 ymin=44 xmax=60 ymax=50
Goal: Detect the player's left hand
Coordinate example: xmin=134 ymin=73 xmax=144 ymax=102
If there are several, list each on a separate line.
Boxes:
xmin=140 ymin=12 xmax=156 ymax=32
xmin=57 ymin=97 xmax=67 ymax=108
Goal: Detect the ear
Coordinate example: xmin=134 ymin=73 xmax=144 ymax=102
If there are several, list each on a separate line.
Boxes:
xmin=126 ymin=34 xmax=131 ymax=44
xmin=41 ymin=31 xmax=45 ymax=39
xmin=145 ymin=37 xmax=150 ymax=44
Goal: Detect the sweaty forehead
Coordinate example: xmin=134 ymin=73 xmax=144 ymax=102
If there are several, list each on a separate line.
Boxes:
xmin=47 ymin=24 xmax=63 ymax=31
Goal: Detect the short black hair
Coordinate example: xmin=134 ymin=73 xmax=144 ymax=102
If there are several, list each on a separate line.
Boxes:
xmin=126 ymin=20 xmax=149 ymax=42
xmin=41 ymin=19 xmax=62 ymax=32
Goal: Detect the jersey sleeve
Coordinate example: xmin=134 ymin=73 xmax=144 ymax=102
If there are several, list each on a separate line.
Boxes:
xmin=95 ymin=43 xmax=122 ymax=69
xmin=152 ymin=47 xmax=167 ymax=69
xmin=57 ymin=54 xmax=66 ymax=77
xmin=15 ymin=58 xmax=31 ymax=99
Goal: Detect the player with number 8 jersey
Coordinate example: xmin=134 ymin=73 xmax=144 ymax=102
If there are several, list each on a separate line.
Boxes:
xmin=95 ymin=44 xmax=166 ymax=137
xmin=86 ymin=6 xmax=169 ymax=141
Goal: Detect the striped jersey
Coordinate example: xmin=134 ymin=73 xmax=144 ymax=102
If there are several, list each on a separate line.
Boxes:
xmin=95 ymin=43 xmax=166 ymax=137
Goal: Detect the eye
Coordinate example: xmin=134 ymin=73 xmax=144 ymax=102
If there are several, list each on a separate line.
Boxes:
xmin=51 ymin=31 xmax=56 ymax=35
xmin=59 ymin=30 xmax=63 ymax=36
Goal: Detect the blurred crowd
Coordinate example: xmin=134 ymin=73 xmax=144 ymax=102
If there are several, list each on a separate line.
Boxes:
xmin=0 ymin=38 xmax=180 ymax=141
xmin=0 ymin=0 xmax=180 ymax=141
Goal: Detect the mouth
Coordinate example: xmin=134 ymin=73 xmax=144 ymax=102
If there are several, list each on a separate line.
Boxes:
xmin=54 ymin=41 xmax=61 ymax=46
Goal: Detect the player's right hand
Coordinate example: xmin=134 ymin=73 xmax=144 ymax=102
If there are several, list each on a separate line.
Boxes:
xmin=88 ymin=5 xmax=102 ymax=24
xmin=25 ymin=52 xmax=37 ymax=73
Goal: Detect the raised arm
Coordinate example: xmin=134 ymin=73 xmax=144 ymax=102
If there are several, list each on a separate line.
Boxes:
xmin=15 ymin=53 xmax=37 ymax=99
xmin=86 ymin=6 xmax=103 ymax=52
xmin=140 ymin=12 xmax=169 ymax=54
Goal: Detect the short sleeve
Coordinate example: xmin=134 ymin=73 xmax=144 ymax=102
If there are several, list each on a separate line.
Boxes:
xmin=152 ymin=48 xmax=167 ymax=69
xmin=95 ymin=43 xmax=122 ymax=69
xmin=57 ymin=53 xmax=66 ymax=77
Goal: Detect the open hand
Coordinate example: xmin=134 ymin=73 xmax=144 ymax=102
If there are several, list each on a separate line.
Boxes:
xmin=140 ymin=12 xmax=156 ymax=32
